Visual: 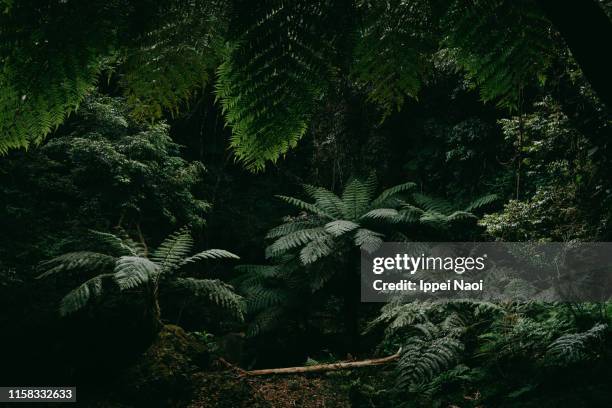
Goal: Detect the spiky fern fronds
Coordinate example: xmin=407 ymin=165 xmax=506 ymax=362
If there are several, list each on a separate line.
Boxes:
xmin=397 ymin=334 xmax=464 ymax=389
xmin=182 ymin=249 xmax=240 ymax=264
xmin=352 ymin=0 xmax=431 ymax=116
xmin=215 ymin=0 xmax=341 ymax=171
xmin=150 ymin=227 xmax=194 ymax=274
xmin=37 ymin=252 xmax=115 ymax=279
xmin=404 ymin=192 xmax=496 ymax=229
xmin=546 ymin=323 xmax=608 ymax=365
xmin=442 ymin=0 xmax=553 ymax=109
xmin=120 ymin=1 xmax=223 ymax=120
xmin=267 ymin=175 xmax=411 ymax=264
xmin=59 ymin=273 xmax=114 ymax=317
xmin=113 ymin=256 xmax=160 ymax=290
xmin=0 ymin=0 xmax=121 ymax=153
xmin=173 ymin=277 xmax=245 ymax=320
xmin=40 ymin=228 xmax=241 ymax=319
xmin=89 ymin=230 xmax=146 ymax=257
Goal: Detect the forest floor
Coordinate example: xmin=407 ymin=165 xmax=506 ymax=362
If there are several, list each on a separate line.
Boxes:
xmin=187 ymin=371 xmax=351 ymax=408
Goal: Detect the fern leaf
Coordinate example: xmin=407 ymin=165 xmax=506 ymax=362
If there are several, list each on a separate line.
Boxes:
xmin=354 ymin=228 xmax=384 ymax=253
xmin=113 ymin=256 xmax=159 ymax=290
xmin=276 ymin=195 xmax=334 ymax=219
xmin=266 ymin=227 xmax=328 ymax=258
xmin=465 ymin=194 xmax=498 ymax=212
xmin=299 ymin=235 xmax=336 ymax=264
xmin=37 ymin=252 xmax=114 ymax=279
xmin=371 ymin=182 xmax=416 ymax=207
xmin=173 ymin=277 xmax=245 ymax=321
xmin=324 ymin=220 xmax=360 ymax=237
xmin=150 ymin=227 xmax=194 ymax=274
xmin=182 ymin=249 xmax=240 ymax=265
xmin=59 ymin=273 xmax=113 ymax=316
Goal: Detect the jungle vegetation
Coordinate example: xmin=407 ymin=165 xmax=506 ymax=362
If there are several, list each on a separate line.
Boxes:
xmin=1 ymin=0 xmax=611 ymax=407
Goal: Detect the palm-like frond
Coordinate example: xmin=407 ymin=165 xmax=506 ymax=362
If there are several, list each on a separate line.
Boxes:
xmin=182 ymin=249 xmax=240 ymax=265
xmin=354 ymin=228 xmax=384 ymax=253
xmin=113 ymin=256 xmax=160 ymax=290
xmin=276 ymin=195 xmax=334 ymax=219
xmin=303 ymin=185 xmax=347 ymax=218
xmin=59 ymin=273 xmax=114 ymax=316
xmin=37 ymin=252 xmax=115 ymax=279
xmin=215 ymin=1 xmax=339 ymax=171
xmin=150 ymin=227 xmax=194 ymax=274
xmin=397 ymin=335 xmax=464 ymax=389
xmin=266 ymin=227 xmax=328 ymax=258
xmin=342 ymin=178 xmax=374 ymax=219
xmin=173 ymin=277 xmax=245 ymax=321
xmin=89 ymin=230 xmax=145 ymax=257
xmin=371 ymin=182 xmax=416 ymax=207
xmin=546 ymin=323 xmax=608 ymax=365
xmin=266 ymin=220 xmax=318 ymax=239
xmin=413 ymin=193 xmax=454 ymax=215
xmin=465 ymin=194 xmax=498 ymax=212
xmin=361 ymin=208 xmax=401 ymax=222
xmin=299 ymin=235 xmax=336 ymax=264
xmin=324 ymin=220 xmax=360 ymax=237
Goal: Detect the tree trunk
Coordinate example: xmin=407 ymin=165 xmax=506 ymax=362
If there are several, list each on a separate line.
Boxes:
xmin=537 ymin=0 xmax=612 ymax=108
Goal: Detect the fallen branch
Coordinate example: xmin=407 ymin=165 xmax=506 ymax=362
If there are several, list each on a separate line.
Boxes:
xmin=243 ymin=348 xmax=402 ymax=376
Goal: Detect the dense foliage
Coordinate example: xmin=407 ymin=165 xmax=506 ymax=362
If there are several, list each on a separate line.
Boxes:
xmin=1 ymin=1 xmax=611 ymax=407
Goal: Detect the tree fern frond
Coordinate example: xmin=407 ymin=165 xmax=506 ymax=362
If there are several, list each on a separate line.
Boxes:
xmin=397 ymin=335 xmax=464 ymax=389
xmin=150 ymin=227 xmax=194 ymax=273
xmin=266 ymin=220 xmax=318 ymax=239
xmin=266 ymin=227 xmax=328 ymax=258
xmin=361 ymin=208 xmax=401 ymax=222
xmin=324 ymin=220 xmax=360 ymax=237
xmin=242 ymin=285 xmax=290 ymax=313
xmin=182 ymin=249 xmax=240 ymax=265
xmin=59 ymin=273 xmax=114 ymax=316
xmin=342 ymin=178 xmax=372 ymax=219
xmin=174 ymin=277 xmax=245 ymax=320
xmin=354 ymin=228 xmax=384 ymax=253
xmin=465 ymin=194 xmax=498 ymax=212
xmin=442 ymin=0 xmax=553 ymax=109
xmin=303 ymin=185 xmax=347 ymax=218
xmin=299 ymin=235 xmax=336 ymax=265
xmin=215 ymin=1 xmax=339 ymax=171
xmin=276 ymin=195 xmax=334 ymax=219
xmin=89 ymin=230 xmax=144 ymax=257
xmin=113 ymin=256 xmax=159 ymax=290
xmin=546 ymin=323 xmax=608 ymax=365
xmin=413 ymin=193 xmax=454 ymax=214
xmin=371 ymin=182 xmax=417 ymax=207
xmin=37 ymin=252 xmax=114 ymax=279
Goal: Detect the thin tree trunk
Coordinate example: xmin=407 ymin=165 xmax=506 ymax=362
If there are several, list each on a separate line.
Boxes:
xmin=244 ymin=348 xmax=402 ymax=376
xmin=537 ymin=0 xmax=612 ymax=108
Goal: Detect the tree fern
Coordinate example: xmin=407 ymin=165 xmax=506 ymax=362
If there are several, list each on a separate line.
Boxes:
xmin=215 ymin=0 xmax=341 ymax=171
xmin=39 ymin=227 xmax=242 ymax=323
xmin=352 ymin=0 xmax=431 ymax=116
xmin=119 ymin=1 xmax=222 ymax=121
xmin=546 ymin=323 xmax=608 ymax=365
xmin=442 ymin=0 xmax=553 ymax=109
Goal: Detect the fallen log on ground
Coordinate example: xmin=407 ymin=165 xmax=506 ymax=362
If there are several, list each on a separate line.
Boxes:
xmin=243 ymin=348 xmax=402 ymax=376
